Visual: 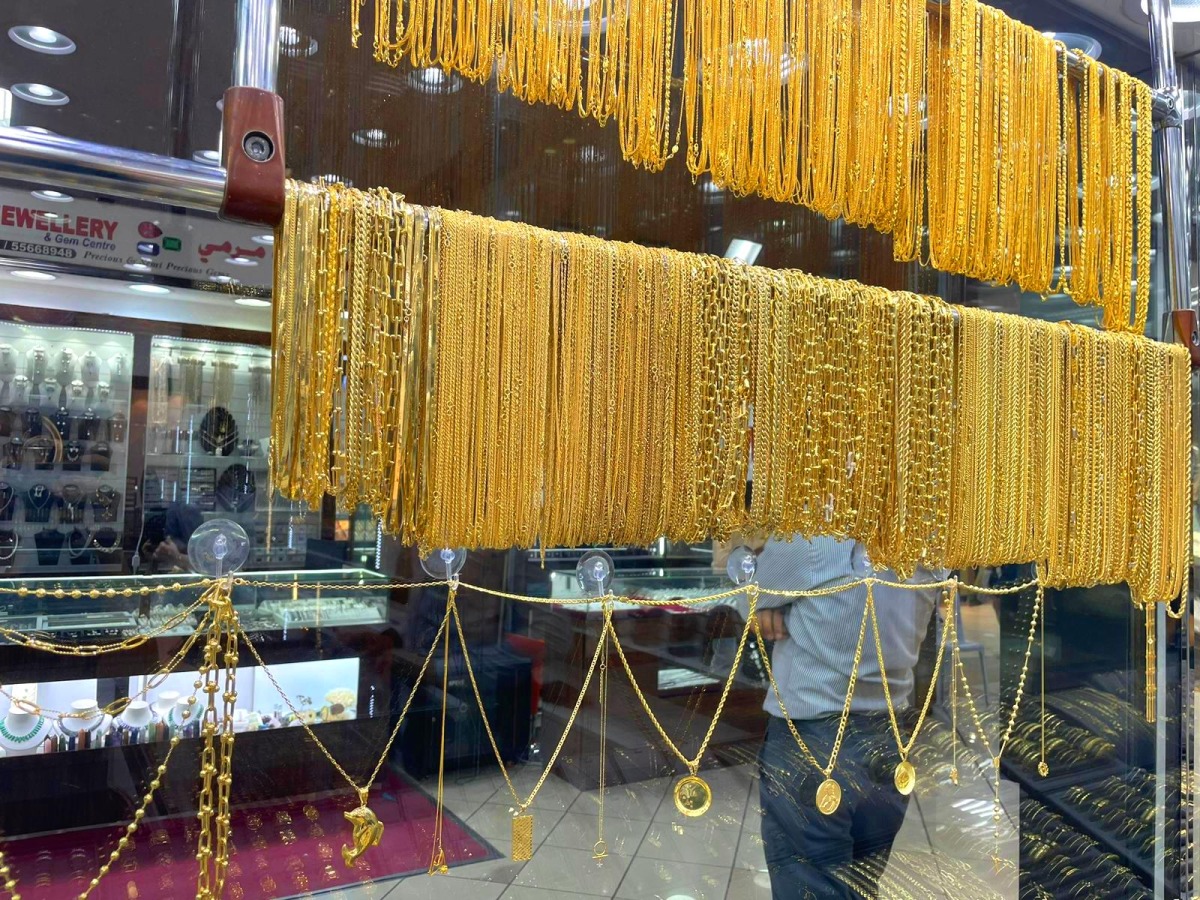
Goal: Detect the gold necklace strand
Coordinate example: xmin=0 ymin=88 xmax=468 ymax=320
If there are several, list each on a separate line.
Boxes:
xmin=869 ymin=582 xmax=956 ymax=795
xmin=608 ymin=587 xmax=756 ymax=814
xmin=751 ymin=581 xmax=873 ymax=815
xmin=451 ymin=594 xmax=611 ymax=852
xmin=953 ymin=579 xmax=1043 ymax=825
xmin=350 ymin=1 xmax=1154 ymax=324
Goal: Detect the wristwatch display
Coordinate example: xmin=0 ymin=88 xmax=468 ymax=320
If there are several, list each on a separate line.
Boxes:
xmin=0 ymin=323 xmax=133 ymax=574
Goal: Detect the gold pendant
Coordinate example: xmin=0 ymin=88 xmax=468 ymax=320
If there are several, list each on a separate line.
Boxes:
xmin=950 ymin=766 xmax=959 ymax=786
xmin=428 ymin=846 xmax=448 ymax=876
xmin=592 ymin=839 xmax=608 ymax=861
xmin=511 ymin=813 xmax=534 ymax=861
xmin=893 ymin=760 xmax=916 ymax=796
xmin=1037 ymin=761 xmax=1049 ymax=778
xmin=673 ymin=774 xmax=712 ymax=818
xmin=341 ymin=801 xmax=384 ymax=868
xmin=815 ymin=778 xmax=842 ymax=816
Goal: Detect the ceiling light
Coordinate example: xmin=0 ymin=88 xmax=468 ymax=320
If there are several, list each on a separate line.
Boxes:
xmin=235 ymin=296 xmax=271 ymax=308
xmin=352 ymin=127 xmax=395 ymax=148
xmin=1042 ymin=31 xmax=1102 ymax=59
xmin=409 ymin=67 xmax=462 ymax=94
xmin=225 ymin=256 xmax=258 ymax=267
xmin=31 ymin=189 xmax=72 ymax=203
xmin=9 ymin=269 xmax=55 ymax=281
xmin=252 ymin=234 xmax=274 ymax=246
xmin=128 ymin=284 xmax=170 ymax=295
xmin=192 ymin=149 xmax=221 ymax=166
xmin=8 ymin=26 xmax=76 ymax=55
xmin=12 ymin=83 xmax=69 ymax=106
xmin=725 ymin=239 xmax=763 ymax=265
xmin=210 ymin=274 xmax=235 ymax=285
xmin=19 ymin=125 xmax=52 ymax=135
xmin=124 ymin=262 xmax=151 ymax=272
xmin=279 ymin=25 xmax=319 ymax=58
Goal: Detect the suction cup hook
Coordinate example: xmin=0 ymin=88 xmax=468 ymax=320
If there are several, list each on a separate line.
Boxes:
xmin=726 ymin=546 xmax=758 ymax=586
xmin=421 ymin=547 xmax=467 ymax=582
xmin=577 ymin=550 xmax=614 ymax=598
xmin=188 ymin=519 xmax=251 ymax=578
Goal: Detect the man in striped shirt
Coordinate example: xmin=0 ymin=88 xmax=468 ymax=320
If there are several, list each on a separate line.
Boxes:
xmin=754 ymin=535 xmax=940 ymax=899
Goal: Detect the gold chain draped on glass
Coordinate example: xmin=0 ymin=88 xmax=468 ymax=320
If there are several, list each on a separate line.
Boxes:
xmin=351 ymin=0 xmax=1154 ymax=329
xmin=273 ymin=179 xmax=1191 ymax=604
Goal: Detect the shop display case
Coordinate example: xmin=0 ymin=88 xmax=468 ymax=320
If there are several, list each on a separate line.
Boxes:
xmin=526 ymin=559 xmax=768 ymax=789
xmin=0 ymin=323 xmax=134 ymax=576
xmin=0 ymin=568 xmax=393 ymax=836
xmin=145 ymin=336 xmax=318 ymax=570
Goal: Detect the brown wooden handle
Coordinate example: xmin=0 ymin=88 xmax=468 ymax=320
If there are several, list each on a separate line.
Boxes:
xmin=220 ymin=86 xmax=286 ymax=227
xmin=1171 ymin=309 xmax=1200 ymax=369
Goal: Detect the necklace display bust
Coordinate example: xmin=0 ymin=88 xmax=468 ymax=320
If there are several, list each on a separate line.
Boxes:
xmin=0 ymin=704 xmax=47 ymax=756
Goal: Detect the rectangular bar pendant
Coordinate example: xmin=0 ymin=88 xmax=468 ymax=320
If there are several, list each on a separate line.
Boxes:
xmin=511 ymin=814 xmax=534 ymax=861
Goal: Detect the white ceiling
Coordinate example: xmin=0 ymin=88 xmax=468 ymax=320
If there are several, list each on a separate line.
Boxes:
xmin=0 ymin=265 xmax=271 ymax=332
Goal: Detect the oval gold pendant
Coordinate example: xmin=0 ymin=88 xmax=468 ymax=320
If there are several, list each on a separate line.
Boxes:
xmin=673 ymin=774 xmax=712 ymax=817
xmin=815 ymin=778 xmax=842 ymax=816
xmin=894 ymin=760 xmax=916 ymax=796
xmin=1037 ymin=761 xmax=1049 ymax=777
xmin=950 ymin=766 xmax=959 ymax=785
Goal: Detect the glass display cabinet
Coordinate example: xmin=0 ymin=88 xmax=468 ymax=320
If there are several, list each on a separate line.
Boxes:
xmin=0 ymin=568 xmax=392 ymax=837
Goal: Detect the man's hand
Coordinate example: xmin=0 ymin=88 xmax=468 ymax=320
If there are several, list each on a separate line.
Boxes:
xmin=757 ymin=607 xmax=789 ymax=642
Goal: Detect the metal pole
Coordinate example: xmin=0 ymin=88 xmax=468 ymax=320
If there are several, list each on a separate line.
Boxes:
xmin=1148 ymin=0 xmax=1193 ymax=328
xmin=0 ymin=127 xmax=225 ymax=212
xmin=1145 ymin=4 xmax=1192 ymax=900
xmin=234 ymin=0 xmax=281 ymax=92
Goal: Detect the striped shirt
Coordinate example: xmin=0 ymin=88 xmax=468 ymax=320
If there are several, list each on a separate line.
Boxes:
xmin=755 ymin=536 xmax=939 ymax=721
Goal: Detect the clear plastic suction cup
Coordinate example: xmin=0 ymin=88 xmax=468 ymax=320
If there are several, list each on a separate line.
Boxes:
xmin=421 ymin=547 xmax=467 ymax=581
xmin=577 ymin=550 xmax=614 ymax=597
xmin=726 ymin=546 xmax=758 ymax=585
xmin=188 ymin=519 xmax=251 ymax=577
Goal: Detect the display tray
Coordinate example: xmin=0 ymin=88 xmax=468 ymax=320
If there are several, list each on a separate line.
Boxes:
xmin=1003 ymin=757 xmax=1163 ymax=894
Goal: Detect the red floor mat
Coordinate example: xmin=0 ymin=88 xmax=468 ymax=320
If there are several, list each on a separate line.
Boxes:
xmin=1 ymin=772 xmax=497 ymax=899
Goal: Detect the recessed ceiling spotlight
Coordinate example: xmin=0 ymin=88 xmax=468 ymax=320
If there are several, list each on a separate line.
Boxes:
xmin=234 ymin=296 xmax=271 ymax=308
xmin=128 ymin=284 xmax=170 ymax=295
xmin=9 ymin=269 xmax=56 ymax=281
xmin=225 ymin=256 xmax=258 ymax=267
xmin=210 ymin=274 xmax=236 ymax=284
xmin=351 ymin=127 xmax=395 ymax=148
xmin=192 ymin=149 xmax=221 ymax=166
xmin=1042 ymin=31 xmax=1102 ymax=60
xmin=19 ymin=125 xmax=53 ymax=135
xmin=31 ymin=189 xmax=72 ymax=203
xmin=408 ymin=66 xmax=462 ymax=94
xmin=124 ymin=262 xmax=151 ymax=272
xmin=280 ymin=25 xmax=319 ymax=58
xmin=251 ymin=234 xmax=274 ymax=246
xmin=12 ymin=83 xmax=69 ymax=106
xmin=8 ymin=26 xmax=76 ymax=55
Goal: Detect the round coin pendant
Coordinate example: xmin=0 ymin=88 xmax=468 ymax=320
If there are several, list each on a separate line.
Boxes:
xmin=893 ymin=761 xmax=916 ymax=796
xmin=1037 ymin=761 xmax=1049 ymax=778
xmin=673 ymin=774 xmax=712 ymax=818
xmin=815 ymin=778 xmax=842 ymax=816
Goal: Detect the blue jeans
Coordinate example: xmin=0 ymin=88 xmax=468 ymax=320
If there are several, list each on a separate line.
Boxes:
xmin=758 ymin=714 xmax=910 ymax=900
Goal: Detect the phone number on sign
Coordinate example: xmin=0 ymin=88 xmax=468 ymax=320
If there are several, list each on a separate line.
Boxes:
xmin=0 ymin=239 xmax=76 ymax=259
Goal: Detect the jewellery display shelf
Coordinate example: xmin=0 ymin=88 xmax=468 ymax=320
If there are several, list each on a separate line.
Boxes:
xmin=996 ymin=581 xmax=1185 ymax=898
xmin=0 ymin=323 xmax=134 ymax=577
xmin=145 ymin=336 xmax=317 ymax=571
xmin=521 ymin=558 xmax=768 ymax=791
xmin=0 ymin=568 xmax=394 ymax=837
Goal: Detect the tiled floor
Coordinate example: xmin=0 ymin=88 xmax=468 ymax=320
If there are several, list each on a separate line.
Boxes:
xmin=309 ymin=601 xmax=1014 ymax=900
xmin=312 ymin=756 xmax=1018 ymax=900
